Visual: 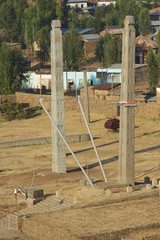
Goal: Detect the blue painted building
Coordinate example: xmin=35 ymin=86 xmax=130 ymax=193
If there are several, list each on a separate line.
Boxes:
xmin=23 ymin=70 xmax=105 ymax=91
xmin=23 ymin=64 xmax=147 ymax=91
xmin=97 ymin=64 xmax=121 ymax=83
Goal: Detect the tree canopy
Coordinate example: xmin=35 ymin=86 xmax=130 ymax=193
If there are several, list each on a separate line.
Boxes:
xmin=63 ymin=28 xmax=84 ymax=70
xmin=0 ymin=43 xmax=27 ymax=95
xmin=147 ymin=49 xmax=159 ymax=94
xmin=96 ymin=33 xmax=122 ymax=65
xmin=138 ymin=8 xmax=151 ymax=36
xmin=0 ymin=0 xmax=157 ymax=68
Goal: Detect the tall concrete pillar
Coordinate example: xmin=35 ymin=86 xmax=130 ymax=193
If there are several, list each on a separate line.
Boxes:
xmin=51 ymin=20 xmax=66 ymax=173
xmin=118 ymin=16 xmax=135 ymax=185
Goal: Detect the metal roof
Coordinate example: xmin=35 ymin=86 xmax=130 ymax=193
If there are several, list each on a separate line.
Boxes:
xmin=82 ymin=34 xmax=100 ymax=41
xmin=146 ymin=96 xmax=157 ymax=102
xmin=150 ymin=12 xmax=160 ymax=16
xmin=136 ymin=94 xmax=156 ymax=102
xmin=150 ymin=21 xmax=160 ymax=26
xmin=107 ymin=64 xmax=148 ymax=70
xmin=136 ymin=94 xmax=147 ymax=98
xmin=112 ymin=92 xmax=120 ymax=96
xmin=61 ymin=28 xmax=94 ymax=35
xmin=79 ymin=28 xmax=94 ymax=34
xmin=68 ymin=0 xmax=87 ymax=3
xmin=93 ymin=83 xmax=120 ymax=91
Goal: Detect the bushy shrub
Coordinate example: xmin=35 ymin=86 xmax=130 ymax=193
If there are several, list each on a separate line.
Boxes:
xmin=104 ymin=118 xmax=120 ymax=132
xmin=0 ymin=100 xmax=41 ymax=121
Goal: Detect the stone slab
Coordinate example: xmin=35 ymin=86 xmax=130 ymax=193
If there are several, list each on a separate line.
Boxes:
xmin=0 ymin=134 xmax=90 ymax=148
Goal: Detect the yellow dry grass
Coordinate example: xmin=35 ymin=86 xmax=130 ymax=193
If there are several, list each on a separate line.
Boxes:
xmin=0 ymin=109 xmax=160 ymax=239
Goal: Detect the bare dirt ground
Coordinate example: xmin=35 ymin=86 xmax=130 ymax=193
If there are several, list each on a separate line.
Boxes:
xmin=0 ymin=107 xmax=160 ymax=239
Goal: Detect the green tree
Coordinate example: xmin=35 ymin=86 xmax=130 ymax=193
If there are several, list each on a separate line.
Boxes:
xmin=117 ymin=0 xmax=141 ymax=34
xmin=35 ymin=0 xmax=56 ymax=29
xmin=24 ymin=5 xmax=36 ymax=46
xmin=94 ymin=8 xmax=106 ymax=33
xmin=106 ymin=9 xmax=119 ymax=26
xmin=96 ymin=33 xmax=122 ymax=65
xmin=37 ymin=26 xmax=50 ymax=63
xmin=156 ymin=31 xmax=160 ymax=47
xmin=79 ymin=15 xmax=96 ymax=29
xmin=0 ymin=0 xmax=28 ymax=44
xmin=0 ymin=43 xmax=27 ymax=95
xmin=63 ymin=28 xmax=84 ymax=70
xmin=56 ymin=0 xmax=69 ymax=28
xmin=156 ymin=31 xmax=160 ymax=66
xmin=104 ymin=37 xmax=118 ymax=65
xmin=96 ymin=37 xmax=104 ymax=63
xmin=147 ymin=49 xmax=159 ymax=94
xmin=68 ymin=12 xmax=80 ymax=29
xmin=138 ymin=8 xmax=150 ymax=35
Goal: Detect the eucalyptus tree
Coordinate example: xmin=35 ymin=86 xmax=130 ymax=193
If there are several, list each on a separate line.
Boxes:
xmin=147 ymin=49 xmax=159 ymax=94
xmin=138 ymin=8 xmax=151 ymax=35
xmin=0 ymin=43 xmax=27 ymax=95
xmin=63 ymin=27 xmax=84 ymax=70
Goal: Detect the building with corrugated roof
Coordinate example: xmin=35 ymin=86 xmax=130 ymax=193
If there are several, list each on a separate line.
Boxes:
xmin=68 ymin=0 xmax=88 ymax=8
xmin=100 ymin=26 xmax=123 ymax=38
xmin=82 ymin=34 xmax=100 ymax=58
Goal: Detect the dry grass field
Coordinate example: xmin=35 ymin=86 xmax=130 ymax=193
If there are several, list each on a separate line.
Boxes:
xmin=0 ymin=107 xmax=160 ymax=239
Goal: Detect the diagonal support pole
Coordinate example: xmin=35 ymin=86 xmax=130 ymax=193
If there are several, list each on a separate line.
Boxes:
xmin=78 ymin=96 xmax=108 ymax=182
xmin=39 ymin=98 xmax=93 ymax=187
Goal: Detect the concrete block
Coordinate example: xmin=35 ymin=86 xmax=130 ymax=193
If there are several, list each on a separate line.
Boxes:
xmin=126 ymin=186 xmax=133 ymax=193
xmin=56 ymin=191 xmax=61 ymax=197
xmin=80 ymin=179 xmax=87 ymax=186
xmin=80 ymin=134 xmax=90 ymax=141
xmin=146 ymin=184 xmax=152 ymax=191
xmin=106 ymin=189 xmax=112 ymax=197
xmin=152 ymin=178 xmax=157 ymax=186
xmin=26 ymin=198 xmax=34 ymax=207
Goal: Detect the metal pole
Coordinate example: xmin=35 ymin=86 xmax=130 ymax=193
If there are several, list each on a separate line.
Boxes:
xmin=0 ymin=95 xmax=1 ymax=114
xmin=40 ymin=73 xmax=42 ymax=96
xmin=77 ymin=96 xmax=108 ymax=182
xmin=66 ymin=61 xmax=68 ymax=91
xmin=111 ymin=75 xmax=114 ymax=100
xmin=75 ymin=71 xmax=77 ymax=98
xmin=39 ymin=98 xmax=93 ymax=187
xmin=84 ymin=70 xmax=90 ymax=123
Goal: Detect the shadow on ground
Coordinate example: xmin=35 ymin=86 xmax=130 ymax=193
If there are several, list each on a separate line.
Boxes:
xmin=67 ymin=143 xmax=160 ymax=173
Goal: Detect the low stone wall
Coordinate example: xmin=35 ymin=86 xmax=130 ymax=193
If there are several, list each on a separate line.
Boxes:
xmin=1 ymin=92 xmax=160 ymax=119
xmin=89 ymin=99 xmax=117 ymax=116
xmin=15 ymin=92 xmax=51 ymax=109
xmin=136 ymin=102 xmax=160 ymax=119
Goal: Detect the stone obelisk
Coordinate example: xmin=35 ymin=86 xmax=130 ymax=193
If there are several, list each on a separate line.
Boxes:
xmin=118 ymin=16 xmax=135 ymax=185
xmin=51 ymin=20 xmax=66 ymax=173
